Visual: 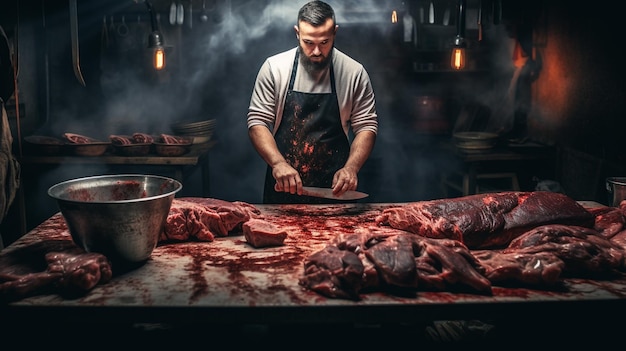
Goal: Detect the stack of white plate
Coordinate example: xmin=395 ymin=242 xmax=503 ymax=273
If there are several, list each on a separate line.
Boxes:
xmin=170 ymin=119 xmax=216 ymax=144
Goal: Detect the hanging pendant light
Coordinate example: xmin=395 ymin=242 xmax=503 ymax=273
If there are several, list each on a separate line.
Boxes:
xmin=145 ymin=1 xmax=166 ymax=70
xmin=451 ymin=0 xmax=467 ymax=70
xmin=148 ymin=31 xmax=165 ymax=70
xmin=451 ymin=36 xmax=466 ymax=70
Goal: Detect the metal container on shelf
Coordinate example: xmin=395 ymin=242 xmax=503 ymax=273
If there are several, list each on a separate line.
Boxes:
xmin=606 ymin=177 xmax=626 ymax=207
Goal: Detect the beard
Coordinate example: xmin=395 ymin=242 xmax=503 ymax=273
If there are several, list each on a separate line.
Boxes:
xmin=298 ymin=45 xmax=332 ymax=73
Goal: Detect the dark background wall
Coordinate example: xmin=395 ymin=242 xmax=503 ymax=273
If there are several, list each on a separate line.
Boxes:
xmin=0 ymin=0 xmax=624 ymax=244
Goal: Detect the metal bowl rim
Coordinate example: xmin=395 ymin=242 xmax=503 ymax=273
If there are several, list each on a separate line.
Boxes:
xmin=607 ymin=177 xmax=626 ymax=187
xmin=47 ymin=174 xmax=182 ymax=204
xmin=452 ymin=131 xmax=499 ymax=141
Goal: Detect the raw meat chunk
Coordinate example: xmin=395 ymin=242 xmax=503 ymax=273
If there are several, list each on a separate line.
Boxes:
xmin=364 ymin=234 xmax=419 ymax=288
xmin=611 ymin=230 xmax=626 ymax=251
xmin=593 ymin=207 xmax=626 ymax=239
xmin=47 ymin=251 xmax=113 ymax=292
xmin=473 ymin=250 xmax=565 ymax=286
xmin=415 ymin=236 xmax=491 ymax=293
xmin=504 ymin=224 xmax=625 ymax=275
xmin=243 ymin=218 xmax=288 ymax=248
xmin=300 ymin=246 xmax=364 ymax=300
xmin=0 ymin=240 xmax=112 ymax=302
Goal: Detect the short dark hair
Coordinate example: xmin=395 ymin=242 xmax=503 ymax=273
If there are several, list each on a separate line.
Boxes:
xmin=297 ymin=1 xmax=335 ymax=27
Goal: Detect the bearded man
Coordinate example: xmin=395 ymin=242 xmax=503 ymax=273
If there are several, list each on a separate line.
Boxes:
xmin=247 ymin=0 xmax=378 ymax=204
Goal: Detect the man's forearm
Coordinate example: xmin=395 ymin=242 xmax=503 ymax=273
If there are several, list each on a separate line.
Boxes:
xmin=344 ymin=130 xmax=376 ymax=173
xmin=248 ymin=125 xmax=287 ymax=168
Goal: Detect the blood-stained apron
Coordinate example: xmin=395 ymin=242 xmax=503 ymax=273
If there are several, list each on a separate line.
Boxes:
xmin=263 ymin=51 xmax=349 ymax=204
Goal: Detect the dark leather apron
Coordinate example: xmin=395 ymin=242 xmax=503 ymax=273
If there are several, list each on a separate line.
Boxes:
xmin=263 ymin=51 xmax=349 ymax=204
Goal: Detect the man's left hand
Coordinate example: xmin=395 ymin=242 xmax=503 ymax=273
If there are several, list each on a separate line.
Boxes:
xmin=331 ymin=167 xmax=358 ymax=196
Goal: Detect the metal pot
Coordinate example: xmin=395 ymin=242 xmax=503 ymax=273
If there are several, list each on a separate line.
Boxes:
xmin=606 ymin=177 xmax=626 ymax=207
xmin=453 ymin=131 xmax=499 ymax=152
xmin=48 ymin=174 xmax=182 ymax=265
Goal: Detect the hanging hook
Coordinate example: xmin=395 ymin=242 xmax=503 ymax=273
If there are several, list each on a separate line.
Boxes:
xmin=117 ymin=15 xmax=129 ymax=36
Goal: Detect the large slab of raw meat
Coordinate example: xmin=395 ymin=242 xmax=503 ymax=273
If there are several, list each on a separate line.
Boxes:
xmin=375 ymin=191 xmax=595 ymax=249
xmin=160 ymin=197 xmax=261 ymax=242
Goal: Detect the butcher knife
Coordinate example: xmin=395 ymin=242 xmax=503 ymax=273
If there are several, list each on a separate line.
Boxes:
xmin=69 ymin=0 xmax=86 ymax=86
xmin=301 ymin=186 xmax=368 ymax=201
xmin=428 ymin=1 xmax=435 ymax=24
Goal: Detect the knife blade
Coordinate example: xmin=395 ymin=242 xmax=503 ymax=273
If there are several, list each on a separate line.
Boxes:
xmin=301 ymin=186 xmax=368 ymax=201
xmin=478 ymin=0 xmax=483 ymax=41
xmin=69 ymin=0 xmax=86 ymax=87
xmin=443 ymin=7 xmax=450 ymax=26
xmin=428 ymin=1 xmax=435 ymax=24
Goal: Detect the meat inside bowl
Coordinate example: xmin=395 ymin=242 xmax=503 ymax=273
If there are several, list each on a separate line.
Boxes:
xmin=47 ymin=174 xmax=183 ymax=265
xmin=109 ymin=134 xmax=153 ymax=156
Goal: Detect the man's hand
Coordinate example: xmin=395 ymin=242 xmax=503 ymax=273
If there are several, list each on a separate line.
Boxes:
xmin=331 ymin=130 xmax=376 ymax=196
xmin=331 ymin=166 xmax=358 ymax=196
xmin=272 ymin=161 xmax=302 ymax=195
xmin=248 ymin=126 xmax=303 ymax=195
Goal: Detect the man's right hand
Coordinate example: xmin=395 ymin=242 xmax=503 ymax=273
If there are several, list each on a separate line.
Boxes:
xmin=272 ymin=161 xmax=302 ymax=195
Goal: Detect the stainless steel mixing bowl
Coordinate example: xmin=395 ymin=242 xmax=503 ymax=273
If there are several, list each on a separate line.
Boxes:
xmin=48 ymin=174 xmax=182 ymax=265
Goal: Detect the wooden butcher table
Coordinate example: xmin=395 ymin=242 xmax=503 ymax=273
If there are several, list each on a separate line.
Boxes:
xmin=1 ymin=202 xmax=626 ymax=345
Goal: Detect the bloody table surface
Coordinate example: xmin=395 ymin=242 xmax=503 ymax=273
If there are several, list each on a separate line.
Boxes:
xmin=2 ymin=202 xmax=626 ymax=327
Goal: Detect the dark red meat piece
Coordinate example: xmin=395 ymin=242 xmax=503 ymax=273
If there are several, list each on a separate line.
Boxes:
xmin=610 ymin=230 xmax=626 ymax=251
xmin=504 ymin=224 xmax=625 ymax=275
xmin=473 ymin=250 xmax=565 ymax=286
xmin=375 ymin=191 xmax=594 ymax=249
xmin=46 ymin=251 xmax=113 ymax=292
xmin=243 ymin=218 xmax=288 ymax=248
xmin=415 ymin=236 xmax=491 ymax=293
xmin=364 ymin=234 xmax=419 ymax=289
xmin=329 ymin=229 xmax=383 ymax=289
xmin=502 ymin=192 xmax=595 ymax=237
xmin=0 ymin=240 xmax=112 ymax=302
xmin=300 ymin=246 xmax=365 ymax=300
xmin=593 ymin=207 xmax=626 ymax=239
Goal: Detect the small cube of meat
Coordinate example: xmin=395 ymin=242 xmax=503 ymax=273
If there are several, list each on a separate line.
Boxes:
xmin=243 ymin=218 xmax=288 ymax=248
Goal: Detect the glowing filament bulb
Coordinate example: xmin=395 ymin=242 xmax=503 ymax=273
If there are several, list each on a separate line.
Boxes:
xmin=391 ymin=10 xmax=398 ymax=23
xmin=451 ymin=47 xmax=466 ymax=70
xmin=154 ymin=47 xmax=165 ymax=70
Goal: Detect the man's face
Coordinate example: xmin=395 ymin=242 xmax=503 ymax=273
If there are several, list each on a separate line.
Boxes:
xmin=295 ymin=18 xmax=337 ymax=71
